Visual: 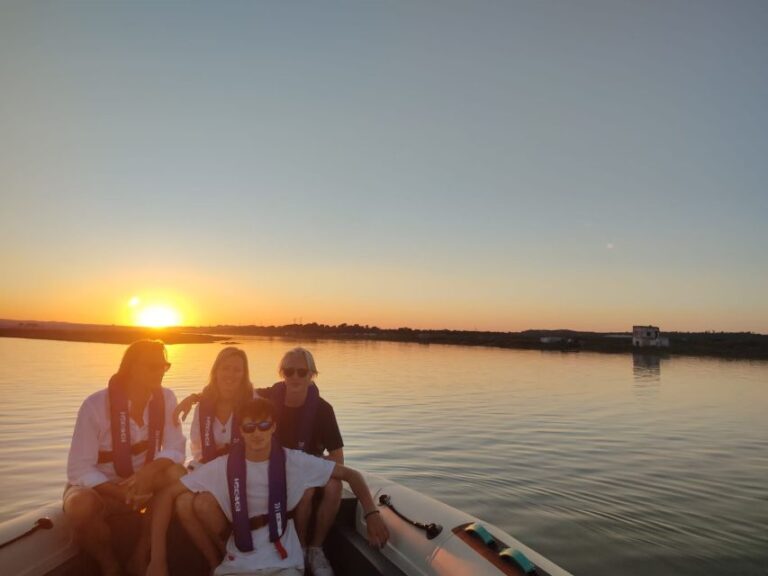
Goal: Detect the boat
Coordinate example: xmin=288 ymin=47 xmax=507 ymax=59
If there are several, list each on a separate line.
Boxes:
xmin=0 ymin=472 xmax=573 ymax=576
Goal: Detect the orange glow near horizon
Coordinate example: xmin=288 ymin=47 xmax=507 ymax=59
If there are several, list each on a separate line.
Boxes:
xmin=125 ymin=295 xmax=187 ymax=328
xmin=135 ymin=305 xmax=182 ymax=328
xmin=1 ymin=283 xmax=765 ymax=334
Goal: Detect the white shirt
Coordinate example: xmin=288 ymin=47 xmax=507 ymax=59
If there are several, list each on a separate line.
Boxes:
xmin=189 ymin=404 xmax=234 ymax=464
xmin=181 ymin=448 xmax=335 ymax=574
xmin=188 ymin=390 xmax=260 ymax=467
xmin=66 ymin=387 xmax=186 ymax=487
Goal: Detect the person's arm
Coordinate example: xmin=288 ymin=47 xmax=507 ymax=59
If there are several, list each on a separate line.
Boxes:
xmin=156 ymin=389 xmax=187 ymax=464
xmin=326 ymin=447 xmax=344 ymax=465
xmin=147 ymin=480 xmax=190 ymax=576
xmin=172 ymin=393 xmax=200 ymax=424
xmin=321 ymin=403 xmax=344 ymax=463
xmin=66 ymin=399 xmax=110 ymax=487
xmin=93 ymin=480 xmax=128 ymax=503
xmin=124 ymin=390 xmax=187 ymax=507
xmin=122 ymin=457 xmax=174 ymax=509
xmin=330 ymin=464 xmax=389 ymax=548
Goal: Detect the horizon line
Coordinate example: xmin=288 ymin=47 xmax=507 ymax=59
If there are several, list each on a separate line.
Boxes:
xmin=1 ymin=318 xmax=765 ymax=337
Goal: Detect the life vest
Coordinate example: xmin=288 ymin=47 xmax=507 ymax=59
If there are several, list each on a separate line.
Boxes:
xmin=102 ymin=375 xmax=165 ymax=478
xmin=271 ymin=382 xmax=319 ymax=453
xmin=199 ymin=395 xmax=242 ymax=463
xmin=227 ymin=437 xmax=290 ymax=559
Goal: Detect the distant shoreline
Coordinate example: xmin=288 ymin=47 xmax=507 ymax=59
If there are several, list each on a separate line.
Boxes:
xmin=0 ymin=325 xmax=224 ymax=345
xmin=1 ymin=321 xmax=767 ymax=360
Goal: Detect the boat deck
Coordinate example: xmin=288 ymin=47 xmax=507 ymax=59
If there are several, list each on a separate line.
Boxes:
xmin=44 ymin=496 xmax=405 ymax=576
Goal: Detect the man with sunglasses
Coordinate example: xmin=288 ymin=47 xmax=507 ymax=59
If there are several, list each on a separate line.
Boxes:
xmin=148 ymin=397 xmax=388 ymax=576
xmin=256 ymin=348 xmax=344 ymax=576
xmin=64 ymin=340 xmax=187 ymax=576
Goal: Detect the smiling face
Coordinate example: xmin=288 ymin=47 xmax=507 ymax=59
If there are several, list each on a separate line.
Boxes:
xmin=215 ymin=354 xmax=245 ymax=401
xmin=206 ymin=347 xmax=251 ymax=404
xmin=280 ymin=352 xmax=312 ymax=405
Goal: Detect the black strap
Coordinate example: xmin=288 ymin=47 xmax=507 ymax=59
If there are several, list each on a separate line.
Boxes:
xmin=97 ymin=440 xmax=149 ymax=464
xmin=248 ymin=508 xmax=295 ymax=531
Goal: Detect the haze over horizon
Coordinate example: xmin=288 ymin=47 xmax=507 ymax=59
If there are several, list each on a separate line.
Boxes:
xmin=2 ymin=2 xmax=767 ymax=334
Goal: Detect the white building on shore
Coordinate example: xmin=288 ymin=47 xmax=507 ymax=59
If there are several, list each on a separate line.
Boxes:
xmin=632 ymin=325 xmax=670 ymax=348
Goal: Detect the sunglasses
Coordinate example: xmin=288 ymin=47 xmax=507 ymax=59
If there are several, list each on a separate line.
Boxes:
xmin=281 ymin=368 xmax=309 ymax=378
xmin=240 ymin=420 xmax=273 ymax=433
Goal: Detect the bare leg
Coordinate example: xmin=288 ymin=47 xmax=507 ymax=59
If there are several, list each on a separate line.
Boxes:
xmin=154 ymin=463 xmax=188 ymax=489
xmin=175 ymin=491 xmax=229 ymax=569
xmin=128 ymin=463 xmax=188 ymax=575
xmin=294 ymin=487 xmax=316 ymax=548
xmin=193 ymin=492 xmax=229 ymax=554
xmin=125 ymin=511 xmax=151 ymax=576
xmin=309 ymin=479 xmax=342 ymax=547
xmin=63 ymin=488 xmax=121 ymax=576
xmin=174 ymin=492 xmax=221 ymax=569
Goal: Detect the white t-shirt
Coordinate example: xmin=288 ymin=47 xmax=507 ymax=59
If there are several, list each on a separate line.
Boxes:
xmin=181 ymin=448 xmax=335 ymax=574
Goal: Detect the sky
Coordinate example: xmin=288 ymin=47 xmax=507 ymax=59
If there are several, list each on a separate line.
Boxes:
xmin=1 ymin=1 xmax=766 ymax=333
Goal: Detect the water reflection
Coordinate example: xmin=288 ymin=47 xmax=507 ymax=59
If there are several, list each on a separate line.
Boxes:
xmin=632 ymin=352 xmax=662 ymax=382
xmin=2 ymin=339 xmax=768 ymax=575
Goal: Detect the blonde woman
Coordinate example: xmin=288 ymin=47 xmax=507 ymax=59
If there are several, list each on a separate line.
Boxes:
xmin=171 ymin=346 xmax=255 ymax=561
xmin=185 ymin=347 xmax=254 ymax=467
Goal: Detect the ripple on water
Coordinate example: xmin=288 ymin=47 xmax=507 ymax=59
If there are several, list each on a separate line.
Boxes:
xmin=1 ymin=338 xmax=767 ymax=576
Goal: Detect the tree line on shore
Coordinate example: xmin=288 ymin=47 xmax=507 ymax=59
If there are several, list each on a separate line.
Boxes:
xmin=2 ymin=320 xmax=767 ymax=359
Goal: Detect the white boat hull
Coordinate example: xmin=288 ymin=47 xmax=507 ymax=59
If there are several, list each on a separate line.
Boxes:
xmin=357 ymin=472 xmax=571 ymax=576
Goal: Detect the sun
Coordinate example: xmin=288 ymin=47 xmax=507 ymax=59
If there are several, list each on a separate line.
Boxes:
xmin=136 ymin=305 xmax=182 ymax=328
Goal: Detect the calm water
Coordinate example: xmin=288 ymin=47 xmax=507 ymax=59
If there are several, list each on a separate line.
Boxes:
xmin=0 ymin=337 xmax=766 ymax=575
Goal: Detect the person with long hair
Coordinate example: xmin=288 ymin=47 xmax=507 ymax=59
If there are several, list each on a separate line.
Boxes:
xmin=173 ymin=347 xmax=345 ymax=575
xmin=187 ymin=347 xmax=254 ymax=468
xmin=172 ymin=346 xmax=255 ymax=560
xmin=63 ymin=340 xmax=186 ymax=576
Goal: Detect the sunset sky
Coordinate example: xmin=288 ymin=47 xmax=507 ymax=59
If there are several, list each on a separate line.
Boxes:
xmin=1 ymin=1 xmax=766 ymax=332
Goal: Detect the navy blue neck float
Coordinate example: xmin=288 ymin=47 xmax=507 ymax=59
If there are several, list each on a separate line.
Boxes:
xmin=107 ymin=374 xmax=165 ymax=478
xmin=199 ymin=395 xmax=241 ymax=463
xmin=227 ymin=436 xmax=289 ymax=558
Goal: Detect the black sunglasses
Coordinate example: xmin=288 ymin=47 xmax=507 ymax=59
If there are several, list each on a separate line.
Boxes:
xmin=282 ymin=368 xmax=308 ymax=378
xmin=240 ymin=420 xmax=273 ymax=433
